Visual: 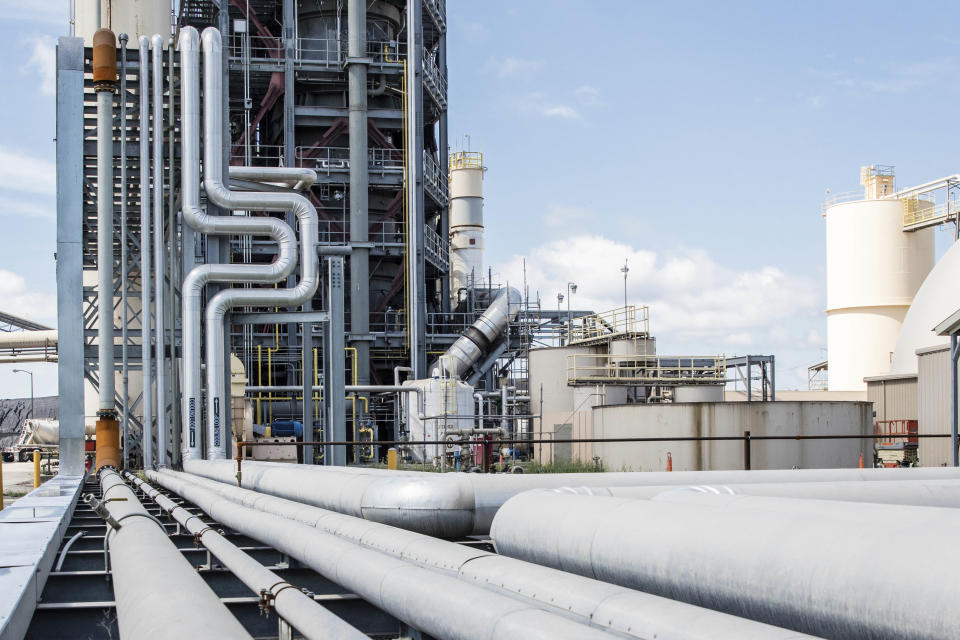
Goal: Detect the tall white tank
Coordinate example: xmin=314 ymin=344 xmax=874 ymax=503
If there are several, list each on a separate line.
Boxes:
xmin=75 ymin=0 xmax=170 ymax=44
xmin=449 ymin=149 xmax=484 ymax=294
xmin=825 ymin=167 xmax=934 ymax=390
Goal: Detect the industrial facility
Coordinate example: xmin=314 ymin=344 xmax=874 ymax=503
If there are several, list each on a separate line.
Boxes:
xmin=2 ymin=1 xmax=960 ymax=639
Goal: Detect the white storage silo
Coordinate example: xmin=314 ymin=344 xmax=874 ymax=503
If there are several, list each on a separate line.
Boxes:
xmin=449 ymin=149 xmax=484 ymax=294
xmin=825 ymin=167 xmax=935 ymax=390
xmin=75 ymin=0 xmax=171 ymax=43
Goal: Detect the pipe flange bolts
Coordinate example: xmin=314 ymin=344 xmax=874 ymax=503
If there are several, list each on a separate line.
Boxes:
xmin=92 ymin=28 xmax=118 ymax=92
xmin=192 ymin=526 xmax=224 ymax=548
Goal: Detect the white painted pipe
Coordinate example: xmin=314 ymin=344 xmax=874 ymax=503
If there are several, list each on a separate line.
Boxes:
xmin=96 ymin=87 xmax=114 ymax=411
xmin=151 ymin=34 xmax=167 ymax=466
xmin=163 ymin=468 xmax=815 ymax=640
xmin=183 ymin=459 xmax=960 ymax=538
xmin=146 ymin=470 xmax=621 ymax=640
xmin=201 ymin=27 xmax=319 ymax=459
xmin=0 ymin=330 xmax=58 ymax=349
xmin=97 ymin=469 xmax=252 ymax=639
xmin=490 ymin=490 xmax=960 ymax=639
xmin=124 ymin=471 xmax=365 ymax=640
xmin=433 ymin=287 xmax=522 ymax=379
xmin=138 ymin=36 xmax=153 ymax=469
xmin=177 ymin=27 xmax=299 ymax=460
xmin=557 ymin=478 xmax=960 ymax=507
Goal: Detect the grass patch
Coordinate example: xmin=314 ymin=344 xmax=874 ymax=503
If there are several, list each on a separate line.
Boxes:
xmin=3 ymin=488 xmax=29 ymax=498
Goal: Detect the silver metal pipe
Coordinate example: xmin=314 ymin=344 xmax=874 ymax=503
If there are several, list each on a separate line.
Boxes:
xmin=177 ymin=27 xmax=299 ymax=460
xmin=227 ymin=166 xmax=317 ymax=190
xmin=433 ymin=287 xmax=522 ymax=378
xmin=201 ymin=27 xmax=319 ymax=459
xmin=149 ymin=469 xmax=627 ymax=640
xmin=348 ymin=0 xmax=370 ymax=387
xmin=183 ymin=461 xmax=960 ymax=539
xmin=490 ymin=490 xmax=960 ymax=639
xmin=119 ymin=33 xmax=129 ymax=467
xmin=98 ymin=469 xmax=252 ymax=638
xmin=96 ymin=88 xmax=115 ymax=411
xmin=164 ymin=469 xmax=813 ymax=640
xmin=151 ymin=34 xmax=167 ymax=466
xmin=138 ymin=36 xmax=153 ymax=469
xmin=125 ymin=471 xmax=366 ymax=640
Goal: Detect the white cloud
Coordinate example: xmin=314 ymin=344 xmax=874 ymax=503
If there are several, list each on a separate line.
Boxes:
xmin=0 ymin=270 xmax=56 ymax=325
xmin=575 ymin=85 xmax=604 ymax=107
xmin=24 ymin=35 xmax=56 ymax=96
xmin=496 ymin=234 xmax=821 ymax=370
xmin=487 ymin=56 xmax=543 ymax=78
xmin=0 ymin=146 xmax=56 ymax=196
xmin=0 ymin=195 xmax=54 ymax=219
xmin=543 ymin=105 xmax=579 ymax=119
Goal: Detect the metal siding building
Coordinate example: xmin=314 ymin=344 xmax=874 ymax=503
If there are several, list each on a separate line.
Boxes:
xmin=864 ymin=374 xmax=918 ymax=422
xmin=917 ymin=345 xmax=952 ymax=466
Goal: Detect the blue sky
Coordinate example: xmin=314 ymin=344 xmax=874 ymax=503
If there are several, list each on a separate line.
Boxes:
xmin=1 ymin=1 xmax=959 ymax=396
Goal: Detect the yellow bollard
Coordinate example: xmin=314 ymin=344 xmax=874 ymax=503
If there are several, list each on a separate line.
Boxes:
xmin=0 ymin=455 xmax=4 ymax=510
xmin=387 ymin=447 xmax=398 ymax=470
xmin=33 ymin=450 xmax=41 ymax=488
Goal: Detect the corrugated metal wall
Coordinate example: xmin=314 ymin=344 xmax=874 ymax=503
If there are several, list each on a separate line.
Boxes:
xmin=866 ymin=376 xmax=918 ymax=421
xmin=918 ymin=346 xmax=951 ymax=467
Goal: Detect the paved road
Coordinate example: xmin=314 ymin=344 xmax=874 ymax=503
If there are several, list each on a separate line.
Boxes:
xmin=2 ymin=461 xmax=52 ymax=507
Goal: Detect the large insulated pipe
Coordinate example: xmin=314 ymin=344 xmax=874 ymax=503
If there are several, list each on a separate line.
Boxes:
xmin=227 ymin=166 xmax=317 ymax=190
xmin=93 ymin=27 xmax=120 ymax=471
xmin=177 ymin=27 xmax=299 ymax=460
xmin=348 ymin=0 xmax=370 ymax=387
xmin=150 ymin=470 xmax=685 ymax=640
xmin=491 ymin=490 xmax=960 ymax=639
xmin=433 ymin=286 xmax=522 ymax=378
xmin=96 ymin=469 xmax=252 ymax=639
xmin=151 ymin=34 xmax=168 ymax=466
xmin=138 ymin=36 xmax=153 ymax=469
xmin=165 ymin=469 xmax=814 ymax=640
xmin=555 ymin=478 xmax=960 ymax=507
xmin=183 ymin=460 xmax=960 ymax=538
xmin=201 ymin=27 xmax=319 ymax=459
xmin=125 ymin=472 xmax=365 ymax=640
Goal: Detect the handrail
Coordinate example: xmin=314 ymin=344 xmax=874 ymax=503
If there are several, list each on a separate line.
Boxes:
xmin=567 ymin=305 xmax=649 ymax=345
xmin=567 ymin=353 xmax=726 ymax=385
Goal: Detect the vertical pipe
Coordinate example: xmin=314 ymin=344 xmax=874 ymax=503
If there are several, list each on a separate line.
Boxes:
xmin=952 ymin=335 xmax=958 ymax=467
xmin=119 ymin=33 xmax=129 ymax=468
xmin=139 ymin=36 xmax=153 ymax=469
xmin=168 ymin=38 xmax=181 ymax=467
xmin=348 ymin=0 xmax=370 ymax=386
xmin=743 ymin=430 xmax=752 ymax=470
xmin=438 ymin=31 xmax=449 ymax=315
xmin=95 ymin=39 xmax=116 ymax=413
xmin=152 ymin=34 xmax=168 ymax=466
xmin=33 ymin=450 xmax=41 ymax=488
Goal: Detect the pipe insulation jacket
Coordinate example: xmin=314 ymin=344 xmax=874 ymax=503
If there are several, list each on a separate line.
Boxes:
xmin=200 ymin=27 xmax=319 ymax=459
xmin=551 ymin=477 xmax=960 ymax=507
xmin=433 ymin=287 xmax=522 ymax=379
xmin=145 ymin=470 xmax=619 ymax=640
xmin=97 ymin=470 xmax=252 ymax=639
xmin=151 ymin=34 xmax=168 ymax=465
xmin=123 ymin=472 xmax=366 ymax=640
xmin=490 ymin=490 xmax=960 ymax=639
xmin=138 ymin=36 xmax=153 ymax=469
xmin=183 ymin=459 xmax=960 ymax=538
xmin=163 ymin=469 xmax=815 ymax=640
xmin=96 ymin=83 xmax=114 ymax=410
xmin=177 ymin=27 xmax=303 ymax=460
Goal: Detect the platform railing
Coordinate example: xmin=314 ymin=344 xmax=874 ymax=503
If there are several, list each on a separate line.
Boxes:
xmin=566 ymin=353 xmax=726 ymax=385
xmin=567 ymin=305 xmax=649 ymax=345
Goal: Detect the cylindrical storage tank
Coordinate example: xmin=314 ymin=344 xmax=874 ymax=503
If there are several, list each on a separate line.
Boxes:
xmin=530 ymin=345 xmax=598 ymax=414
xmin=609 ymin=336 xmax=656 ymax=358
xmin=75 ymin=0 xmax=170 ymax=44
xmin=673 ymin=385 xmax=724 ymax=403
xmin=449 ymin=150 xmax=484 ymax=293
xmin=825 ymin=197 xmax=934 ymax=390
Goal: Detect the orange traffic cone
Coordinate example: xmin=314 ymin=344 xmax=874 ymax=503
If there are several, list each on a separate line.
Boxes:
xmin=667 ymin=452 xmax=673 ymax=472
xmin=858 ymin=452 xmax=864 ymax=468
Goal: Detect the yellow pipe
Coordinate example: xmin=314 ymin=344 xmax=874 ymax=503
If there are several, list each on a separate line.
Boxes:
xmin=387 ymin=447 xmax=398 ymax=470
xmin=401 ymin=59 xmax=411 ymax=353
xmin=267 ymin=320 xmax=280 ymax=424
xmin=0 ymin=455 xmax=3 ymax=510
xmin=256 ymin=344 xmax=263 ymax=425
xmin=313 ymin=347 xmax=320 ymax=417
xmin=345 ymin=346 xmax=359 ymax=386
xmin=33 ymin=450 xmax=41 ymax=488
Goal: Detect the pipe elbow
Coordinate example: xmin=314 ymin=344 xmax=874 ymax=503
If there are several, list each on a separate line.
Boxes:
xmin=151 ymin=33 xmax=164 ymax=50
xmin=177 ymin=25 xmax=199 ymax=51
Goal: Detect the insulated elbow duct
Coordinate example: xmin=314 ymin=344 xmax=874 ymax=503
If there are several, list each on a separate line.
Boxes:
xmin=201 ymin=27 xmax=319 ymax=459
xmin=178 ymin=27 xmax=301 ymax=460
xmin=434 ymin=287 xmax=522 ymax=378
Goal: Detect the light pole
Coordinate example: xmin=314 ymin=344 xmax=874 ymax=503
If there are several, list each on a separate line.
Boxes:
xmin=13 ymin=369 xmax=34 ymax=420
xmin=566 ymin=282 xmax=577 ymax=344
xmin=556 ymin=293 xmax=564 ymax=345
xmin=620 ymin=259 xmax=629 ymax=309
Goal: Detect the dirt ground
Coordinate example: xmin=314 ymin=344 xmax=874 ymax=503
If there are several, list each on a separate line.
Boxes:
xmin=1 ymin=461 xmax=52 ymax=507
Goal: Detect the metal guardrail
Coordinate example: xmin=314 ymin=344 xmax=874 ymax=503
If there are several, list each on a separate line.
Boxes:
xmin=567 ymin=305 xmax=649 ymax=345
xmin=424 ymin=223 xmax=448 ymax=266
xmin=295 ymin=146 xmax=403 ymax=175
xmin=903 ymin=196 xmax=954 ymax=229
xmin=449 ymin=150 xmax=482 ymax=171
xmin=567 ymin=353 xmax=726 ymax=385
xmin=226 ymin=36 xmax=406 ymax=67
xmin=423 ymin=151 xmax=448 ymax=204
xmin=422 ymin=0 xmax=447 ymax=33
xmin=422 ymin=49 xmax=447 ymax=109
